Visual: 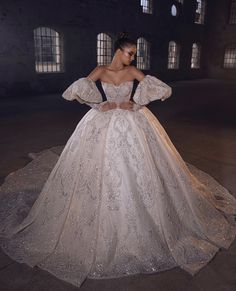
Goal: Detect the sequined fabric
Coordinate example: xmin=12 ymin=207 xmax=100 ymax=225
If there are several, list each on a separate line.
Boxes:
xmin=0 ymin=76 xmax=236 ymax=288
xmin=62 ymin=77 xmax=103 ymax=104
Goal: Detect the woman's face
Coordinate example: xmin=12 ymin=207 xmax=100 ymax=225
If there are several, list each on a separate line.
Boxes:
xmin=119 ymin=45 xmax=137 ymax=65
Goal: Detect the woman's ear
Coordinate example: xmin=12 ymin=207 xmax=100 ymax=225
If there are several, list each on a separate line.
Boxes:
xmin=116 ymin=48 xmax=123 ymax=55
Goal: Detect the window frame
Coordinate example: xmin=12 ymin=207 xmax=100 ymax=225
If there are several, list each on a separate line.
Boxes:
xmin=191 ymin=42 xmax=201 ymax=69
xmin=140 ymin=0 xmax=153 ymax=15
xmin=34 ymin=26 xmax=64 ymax=74
xmin=223 ymin=45 xmax=236 ymax=69
xmin=195 ymin=0 xmax=206 ymax=25
xmin=167 ymin=40 xmax=180 ymax=70
xmin=229 ymin=0 xmax=236 ymax=24
xmin=136 ymin=37 xmax=151 ymax=70
xmin=97 ymin=33 xmax=113 ymax=66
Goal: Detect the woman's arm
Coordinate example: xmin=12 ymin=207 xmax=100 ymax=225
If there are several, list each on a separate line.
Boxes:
xmin=86 ymin=66 xmax=118 ymax=111
xmin=87 ymin=66 xmax=105 ymax=81
xmin=130 ymin=66 xmax=145 ymax=81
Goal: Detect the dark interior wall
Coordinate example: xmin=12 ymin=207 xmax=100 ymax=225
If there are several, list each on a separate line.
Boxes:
xmin=0 ymin=0 xmax=231 ymax=98
xmin=204 ymin=0 xmax=236 ymax=79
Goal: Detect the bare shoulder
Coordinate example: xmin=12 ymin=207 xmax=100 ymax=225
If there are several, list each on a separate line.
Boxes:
xmin=87 ymin=65 xmax=106 ymax=81
xmin=128 ymin=66 xmax=145 ymax=81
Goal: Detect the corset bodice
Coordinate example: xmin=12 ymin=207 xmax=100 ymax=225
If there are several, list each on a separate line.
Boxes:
xmin=101 ymin=81 xmax=134 ymax=103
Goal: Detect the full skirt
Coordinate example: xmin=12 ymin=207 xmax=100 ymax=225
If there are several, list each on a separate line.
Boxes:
xmin=0 ymin=107 xmax=236 ymax=288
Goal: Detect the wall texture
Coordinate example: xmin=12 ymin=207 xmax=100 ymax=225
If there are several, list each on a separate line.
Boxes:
xmin=0 ymin=0 xmax=234 ymax=98
xmin=204 ymin=0 xmax=236 ymax=79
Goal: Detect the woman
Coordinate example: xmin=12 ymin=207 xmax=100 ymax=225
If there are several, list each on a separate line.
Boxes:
xmin=0 ymin=33 xmax=236 ymax=289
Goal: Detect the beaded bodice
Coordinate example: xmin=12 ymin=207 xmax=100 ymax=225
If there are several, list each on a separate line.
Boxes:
xmin=101 ymin=81 xmax=134 ymax=103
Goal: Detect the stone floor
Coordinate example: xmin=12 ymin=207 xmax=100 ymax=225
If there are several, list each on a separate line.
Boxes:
xmin=0 ymin=78 xmax=236 ymax=291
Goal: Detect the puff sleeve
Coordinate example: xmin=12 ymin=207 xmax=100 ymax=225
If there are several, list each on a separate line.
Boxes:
xmin=62 ymin=78 xmax=105 ymax=110
xmin=133 ymin=75 xmax=172 ymax=106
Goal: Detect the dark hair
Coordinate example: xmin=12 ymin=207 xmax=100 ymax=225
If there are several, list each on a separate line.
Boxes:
xmin=114 ymin=32 xmax=136 ymax=52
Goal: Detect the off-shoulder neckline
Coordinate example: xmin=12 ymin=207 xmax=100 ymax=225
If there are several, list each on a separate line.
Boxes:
xmin=86 ymin=75 xmax=148 ymax=86
xmin=100 ymin=80 xmax=134 ymax=87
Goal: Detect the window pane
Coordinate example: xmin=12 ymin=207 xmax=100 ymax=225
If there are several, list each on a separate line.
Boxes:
xmin=97 ymin=33 xmax=113 ymax=65
xmin=171 ymin=5 xmax=178 ymax=16
xmin=137 ymin=37 xmax=150 ymax=70
xmin=140 ymin=0 xmax=153 ymax=14
xmin=34 ymin=27 xmax=63 ymax=73
xmin=168 ymin=41 xmax=180 ymax=69
xmin=195 ymin=0 xmax=206 ymax=24
xmin=224 ymin=47 xmax=236 ymax=68
xmin=229 ymin=0 xmax=236 ymax=24
xmin=191 ymin=43 xmax=201 ymax=69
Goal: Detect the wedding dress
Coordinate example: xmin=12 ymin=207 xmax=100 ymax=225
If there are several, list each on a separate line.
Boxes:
xmin=0 ymin=75 xmax=236 ymax=288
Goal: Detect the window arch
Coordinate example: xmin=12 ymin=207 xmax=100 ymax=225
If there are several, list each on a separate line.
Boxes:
xmin=223 ymin=46 xmax=236 ymax=68
xmin=97 ymin=33 xmax=113 ymax=66
xmin=195 ymin=0 xmax=206 ymax=24
xmin=137 ymin=37 xmax=150 ymax=70
xmin=168 ymin=41 xmax=180 ymax=69
xmin=229 ymin=0 xmax=236 ymax=24
xmin=34 ymin=27 xmax=64 ymax=73
xmin=191 ymin=43 xmax=201 ymax=69
xmin=171 ymin=4 xmax=178 ymax=17
xmin=140 ymin=0 xmax=153 ymax=14
xmin=177 ymin=0 xmax=184 ymax=3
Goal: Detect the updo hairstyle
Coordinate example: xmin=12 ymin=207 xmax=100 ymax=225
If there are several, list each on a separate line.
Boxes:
xmin=114 ymin=32 xmax=136 ymax=52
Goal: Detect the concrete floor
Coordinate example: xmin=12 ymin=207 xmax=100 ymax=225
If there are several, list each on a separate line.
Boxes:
xmin=0 ymin=79 xmax=236 ymax=291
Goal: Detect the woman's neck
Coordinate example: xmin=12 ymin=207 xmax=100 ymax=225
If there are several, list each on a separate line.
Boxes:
xmin=107 ymin=57 xmax=125 ymax=71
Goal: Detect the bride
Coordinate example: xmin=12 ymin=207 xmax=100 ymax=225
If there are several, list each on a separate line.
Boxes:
xmin=0 ymin=33 xmax=236 ymax=288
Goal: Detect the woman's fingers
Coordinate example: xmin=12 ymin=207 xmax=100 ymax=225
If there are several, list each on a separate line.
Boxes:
xmin=119 ymin=101 xmax=134 ymax=110
xmin=109 ymin=102 xmax=117 ymax=110
xmin=100 ymin=102 xmax=117 ymax=111
xmin=100 ymin=101 xmax=134 ymax=111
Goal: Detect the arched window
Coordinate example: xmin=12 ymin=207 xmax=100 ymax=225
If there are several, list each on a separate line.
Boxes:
xmin=97 ymin=33 xmax=113 ymax=66
xmin=137 ymin=37 xmax=150 ymax=70
xmin=171 ymin=4 xmax=178 ymax=17
xmin=191 ymin=43 xmax=201 ymax=69
xmin=140 ymin=0 xmax=153 ymax=14
xmin=34 ymin=27 xmax=63 ymax=73
xmin=168 ymin=41 xmax=180 ymax=69
xmin=223 ymin=46 xmax=236 ymax=68
xmin=195 ymin=0 xmax=206 ymax=24
xmin=229 ymin=0 xmax=236 ymax=24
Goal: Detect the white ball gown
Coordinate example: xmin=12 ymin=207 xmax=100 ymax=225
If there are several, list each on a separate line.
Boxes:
xmin=0 ymin=75 xmax=236 ymax=288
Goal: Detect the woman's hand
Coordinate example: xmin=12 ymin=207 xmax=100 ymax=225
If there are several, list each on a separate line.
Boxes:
xmin=100 ymin=101 xmax=117 ymax=112
xmin=119 ymin=101 xmax=134 ymax=111
xmin=100 ymin=101 xmax=134 ymax=111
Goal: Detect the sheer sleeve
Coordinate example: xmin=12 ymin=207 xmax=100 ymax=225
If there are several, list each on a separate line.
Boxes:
xmin=62 ymin=78 xmax=105 ymax=110
xmin=133 ymin=75 xmax=172 ymax=106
